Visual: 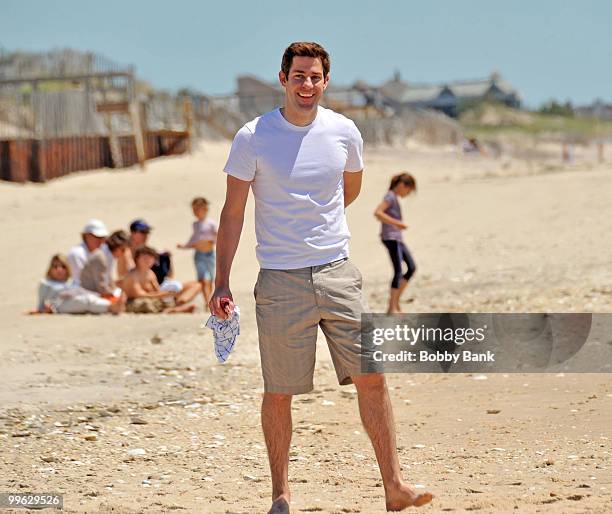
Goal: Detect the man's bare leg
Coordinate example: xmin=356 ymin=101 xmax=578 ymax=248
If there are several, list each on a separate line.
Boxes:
xmin=352 ymin=374 xmax=433 ymax=510
xmin=262 ymin=392 xmax=293 ymax=514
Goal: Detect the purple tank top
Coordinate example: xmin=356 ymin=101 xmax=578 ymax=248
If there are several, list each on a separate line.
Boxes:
xmin=380 ymin=190 xmax=402 ymax=241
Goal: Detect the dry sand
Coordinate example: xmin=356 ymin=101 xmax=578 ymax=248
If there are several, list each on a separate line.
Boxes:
xmin=1 ymin=141 xmax=611 ymax=513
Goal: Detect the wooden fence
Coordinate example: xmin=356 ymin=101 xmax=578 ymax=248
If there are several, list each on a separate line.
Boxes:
xmin=0 ymin=130 xmax=189 ymax=183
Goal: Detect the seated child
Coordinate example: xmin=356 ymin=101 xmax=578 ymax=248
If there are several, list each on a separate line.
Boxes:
xmin=122 ymin=246 xmax=195 ymax=314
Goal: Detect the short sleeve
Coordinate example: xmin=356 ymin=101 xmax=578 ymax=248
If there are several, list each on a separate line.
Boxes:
xmin=66 ymin=247 xmax=85 ymax=278
xmin=345 ymin=121 xmax=364 ymax=172
xmin=383 ymin=190 xmax=395 ymax=204
xmin=223 ymin=125 xmax=256 ymax=181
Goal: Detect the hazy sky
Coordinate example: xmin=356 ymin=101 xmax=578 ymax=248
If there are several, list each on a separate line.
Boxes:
xmin=2 ymin=0 xmax=610 ymax=107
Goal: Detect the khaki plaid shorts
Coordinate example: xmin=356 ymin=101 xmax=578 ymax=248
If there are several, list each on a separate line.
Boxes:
xmin=254 ymin=258 xmax=368 ymax=394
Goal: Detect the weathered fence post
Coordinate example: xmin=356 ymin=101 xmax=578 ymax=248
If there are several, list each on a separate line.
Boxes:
xmin=103 ymin=112 xmax=124 ymax=169
xmin=130 ymin=101 xmax=146 ymax=169
xmin=183 ymin=97 xmax=194 ymax=154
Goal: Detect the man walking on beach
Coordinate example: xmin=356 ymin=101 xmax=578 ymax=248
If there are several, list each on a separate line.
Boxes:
xmin=210 ymin=42 xmax=433 ymax=513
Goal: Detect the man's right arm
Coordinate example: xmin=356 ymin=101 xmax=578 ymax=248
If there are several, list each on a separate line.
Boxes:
xmin=209 ymin=175 xmax=252 ymax=318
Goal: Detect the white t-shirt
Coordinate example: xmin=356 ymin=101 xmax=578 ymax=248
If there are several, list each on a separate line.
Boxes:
xmin=223 ymin=106 xmax=364 ymax=269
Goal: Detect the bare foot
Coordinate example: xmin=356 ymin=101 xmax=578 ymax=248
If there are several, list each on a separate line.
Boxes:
xmin=386 ymin=483 xmax=433 ymax=511
xmin=108 ymin=300 xmax=125 ymax=315
xmin=268 ymin=495 xmax=290 ymax=514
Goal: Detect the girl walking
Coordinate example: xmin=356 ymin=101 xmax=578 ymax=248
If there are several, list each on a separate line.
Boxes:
xmin=374 ymin=173 xmax=417 ymax=313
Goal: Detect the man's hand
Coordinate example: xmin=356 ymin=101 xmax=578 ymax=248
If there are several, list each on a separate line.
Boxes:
xmin=209 ymin=286 xmax=235 ymax=319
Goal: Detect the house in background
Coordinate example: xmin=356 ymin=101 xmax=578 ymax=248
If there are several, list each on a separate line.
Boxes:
xmin=575 ymin=99 xmax=612 ymax=121
xmin=379 ymin=71 xmax=521 ymax=117
xmin=232 ymin=71 xmax=521 ymax=120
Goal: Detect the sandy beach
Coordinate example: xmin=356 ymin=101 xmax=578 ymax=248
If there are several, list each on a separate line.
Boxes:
xmin=1 ymin=141 xmax=611 ymax=513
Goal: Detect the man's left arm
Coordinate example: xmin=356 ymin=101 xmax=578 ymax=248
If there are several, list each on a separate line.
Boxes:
xmin=343 ymin=170 xmax=363 ymax=207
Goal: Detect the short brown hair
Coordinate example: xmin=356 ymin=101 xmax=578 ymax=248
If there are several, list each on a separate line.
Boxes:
xmin=106 ymin=230 xmax=129 ymax=251
xmin=134 ymin=245 xmax=158 ymax=262
xmin=192 ymin=197 xmax=209 ymax=208
xmin=281 ymin=42 xmax=330 ymax=78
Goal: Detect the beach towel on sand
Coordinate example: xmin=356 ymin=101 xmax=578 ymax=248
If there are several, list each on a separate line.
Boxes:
xmin=204 ymin=305 xmax=240 ymax=363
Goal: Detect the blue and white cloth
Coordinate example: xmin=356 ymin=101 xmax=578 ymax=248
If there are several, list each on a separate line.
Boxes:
xmin=204 ymin=305 xmax=240 ymax=363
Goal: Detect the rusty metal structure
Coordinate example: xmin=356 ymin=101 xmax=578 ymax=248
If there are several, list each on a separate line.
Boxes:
xmin=0 ymin=50 xmax=190 ymax=182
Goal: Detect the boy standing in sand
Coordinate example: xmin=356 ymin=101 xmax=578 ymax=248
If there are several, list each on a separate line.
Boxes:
xmin=122 ymin=246 xmax=195 ymax=314
xmin=210 ymin=42 xmax=432 ymax=513
xmin=177 ymin=197 xmax=218 ymax=310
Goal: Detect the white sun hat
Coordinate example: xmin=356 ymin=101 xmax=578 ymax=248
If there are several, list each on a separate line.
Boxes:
xmin=82 ymin=219 xmax=109 ymax=238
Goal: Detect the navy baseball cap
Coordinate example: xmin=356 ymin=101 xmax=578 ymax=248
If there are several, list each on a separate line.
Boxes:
xmin=129 ymin=219 xmax=152 ymax=233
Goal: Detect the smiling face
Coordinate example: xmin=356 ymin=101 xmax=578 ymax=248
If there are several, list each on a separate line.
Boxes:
xmin=279 ymin=56 xmax=329 ymax=124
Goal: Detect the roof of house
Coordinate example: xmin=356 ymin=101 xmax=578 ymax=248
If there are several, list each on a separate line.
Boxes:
xmin=447 ymin=76 xmax=519 ymax=98
xmin=380 ymin=72 xmax=520 ymax=104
